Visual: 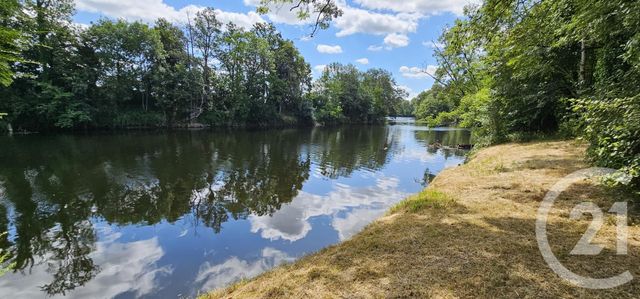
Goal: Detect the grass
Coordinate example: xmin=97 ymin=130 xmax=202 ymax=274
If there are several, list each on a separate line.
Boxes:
xmin=388 ymin=189 xmax=455 ymax=214
xmin=201 ymin=140 xmax=640 ymax=298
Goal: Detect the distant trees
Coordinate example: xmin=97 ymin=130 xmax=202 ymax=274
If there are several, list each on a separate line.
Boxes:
xmin=412 ymin=84 xmax=453 ymax=125
xmin=0 ymin=2 xmax=405 ymax=131
xmin=310 ymin=63 xmax=406 ymax=124
xmin=394 ymin=100 xmax=414 ymax=117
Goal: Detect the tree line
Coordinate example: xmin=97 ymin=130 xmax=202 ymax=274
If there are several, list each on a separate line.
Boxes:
xmin=412 ymin=0 xmax=639 ymax=189
xmin=0 ymin=0 xmax=406 ymax=132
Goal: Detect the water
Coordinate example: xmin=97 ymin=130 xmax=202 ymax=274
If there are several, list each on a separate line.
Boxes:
xmin=0 ymin=123 xmax=470 ymax=298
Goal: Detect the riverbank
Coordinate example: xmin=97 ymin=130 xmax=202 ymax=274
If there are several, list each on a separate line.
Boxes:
xmin=202 ymin=140 xmax=640 ymax=298
xmin=0 ymin=118 xmax=395 ymax=135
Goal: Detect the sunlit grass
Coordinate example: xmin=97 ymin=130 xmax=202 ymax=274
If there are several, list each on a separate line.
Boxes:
xmin=389 ymin=189 xmax=454 ymax=214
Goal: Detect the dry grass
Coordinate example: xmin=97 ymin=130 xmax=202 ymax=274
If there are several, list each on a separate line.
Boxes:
xmin=201 ymin=140 xmax=640 ymax=299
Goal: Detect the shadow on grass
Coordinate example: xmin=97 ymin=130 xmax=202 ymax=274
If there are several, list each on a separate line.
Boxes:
xmin=324 ymin=213 xmax=640 ymax=298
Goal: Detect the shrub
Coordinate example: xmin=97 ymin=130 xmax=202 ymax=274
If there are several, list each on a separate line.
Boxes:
xmin=573 ymin=96 xmax=640 ymax=189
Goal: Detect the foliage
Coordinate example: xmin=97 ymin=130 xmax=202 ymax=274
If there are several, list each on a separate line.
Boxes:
xmin=310 ymin=63 xmax=406 ymax=125
xmin=0 ymin=232 xmax=15 ymax=277
xmin=413 ymin=0 xmax=640 ymax=188
xmin=0 ymin=2 xmax=400 ymax=132
xmin=0 ymin=0 xmax=23 ymax=87
xmin=412 ymin=85 xmax=452 ymax=126
xmin=573 ymin=96 xmax=640 ymax=188
xmin=394 ymin=100 xmax=414 ymax=117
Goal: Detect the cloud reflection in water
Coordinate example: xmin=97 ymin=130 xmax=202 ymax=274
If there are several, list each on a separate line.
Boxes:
xmin=250 ymin=177 xmax=408 ymax=242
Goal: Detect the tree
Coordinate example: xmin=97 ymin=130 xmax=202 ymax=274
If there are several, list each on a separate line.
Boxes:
xmin=420 ymin=0 xmax=640 ymax=186
xmin=310 ymin=63 xmax=404 ymax=124
xmin=151 ymin=19 xmax=195 ymax=127
xmin=394 ymin=100 xmax=414 ymax=117
xmin=4 ymin=0 xmax=92 ymax=130
xmin=413 ymin=87 xmax=450 ymax=122
xmin=362 ymin=68 xmax=405 ymax=118
xmin=191 ymin=8 xmax=222 ymax=118
xmin=84 ymin=19 xmax=163 ymax=127
xmin=1 ymin=4 xmax=387 ymax=132
xmin=0 ymin=0 xmax=23 ymax=87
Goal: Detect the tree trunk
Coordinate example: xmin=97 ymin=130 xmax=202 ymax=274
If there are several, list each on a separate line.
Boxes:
xmin=579 ymin=39 xmax=594 ymax=93
xmin=36 ymin=0 xmax=48 ymax=78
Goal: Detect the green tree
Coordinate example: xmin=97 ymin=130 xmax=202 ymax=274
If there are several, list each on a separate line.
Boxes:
xmin=422 ymin=0 xmax=640 ymax=185
xmin=191 ymin=8 xmax=222 ymax=118
xmin=310 ymin=63 xmax=404 ymax=124
xmin=0 ymin=0 xmax=22 ymax=87
xmin=84 ymin=19 xmax=163 ymax=127
xmin=151 ymin=19 xmax=195 ymax=127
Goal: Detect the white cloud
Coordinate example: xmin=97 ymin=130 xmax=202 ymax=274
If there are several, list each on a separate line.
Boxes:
xmin=243 ymin=0 xmax=424 ymax=50
xmin=213 ymin=9 xmax=266 ymax=29
xmin=75 ymin=0 xmax=188 ymax=22
xmin=397 ymin=85 xmax=417 ymax=99
xmin=356 ymin=58 xmax=370 ymax=65
xmin=243 ymin=0 xmax=422 ymax=39
xmin=243 ymin=0 xmax=312 ymax=25
xmin=384 ymin=33 xmax=410 ymax=48
xmin=75 ymin=0 xmax=265 ymax=29
xmin=73 ymin=22 xmax=90 ymax=30
xmin=317 ymin=44 xmax=343 ymax=54
xmin=399 ymin=65 xmax=437 ymax=79
xmin=314 ymin=65 xmax=328 ymax=73
xmin=353 ymin=0 xmax=479 ymax=16
xmin=335 ymin=6 xmax=421 ymax=37
xmin=367 ymin=45 xmax=384 ymax=51
xmin=422 ymin=41 xmax=445 ymax=49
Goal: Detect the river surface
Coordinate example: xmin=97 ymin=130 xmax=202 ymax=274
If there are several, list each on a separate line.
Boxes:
xmin=0 ymin=121 xmax=470 ymax=298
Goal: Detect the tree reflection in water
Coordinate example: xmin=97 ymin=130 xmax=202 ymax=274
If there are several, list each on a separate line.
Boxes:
xmin=414 ymin=128 xmax=472 ymax=158
xmin=0 ymin=126 xmax=418 ymax=295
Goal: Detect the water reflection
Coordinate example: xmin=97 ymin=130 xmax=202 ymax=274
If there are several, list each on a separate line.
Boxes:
xmin=414 ymin=128 xmax=472 ymax=158
xmin=250 ymin=176 xmax=406 ymax=242
xmin=195 ymin=247 xmax=294 ymax=292
xmin=0 ymin=125 xmax=469 ymax=298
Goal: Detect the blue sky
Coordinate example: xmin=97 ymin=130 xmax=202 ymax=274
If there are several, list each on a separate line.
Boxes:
xmin=73 ymin=0 xmax=475 ymax=99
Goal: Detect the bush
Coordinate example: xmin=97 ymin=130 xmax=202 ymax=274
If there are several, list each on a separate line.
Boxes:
xmin=573 ymin=96 xmax=640 ymax=189
xmin=113 ymin=111 xmax=165 ymax=128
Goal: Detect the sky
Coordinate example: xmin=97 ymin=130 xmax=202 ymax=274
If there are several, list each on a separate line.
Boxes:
xmin=72 ymin=0 xmax=477 ymax=99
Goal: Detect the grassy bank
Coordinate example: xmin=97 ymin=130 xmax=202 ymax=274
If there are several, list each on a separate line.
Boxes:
xmin=202 ymin=140 xmax=640 ymax=298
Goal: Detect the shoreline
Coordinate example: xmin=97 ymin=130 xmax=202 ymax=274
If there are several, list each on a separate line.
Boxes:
xmin=202 ymin=140 xmax=640 ymax=298
xmin=0 ymin=119 xmax=401 ymax=136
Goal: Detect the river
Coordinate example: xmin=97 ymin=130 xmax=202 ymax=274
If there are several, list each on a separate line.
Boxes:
xmin=0 ymin=121 xmax=470 ymax=298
